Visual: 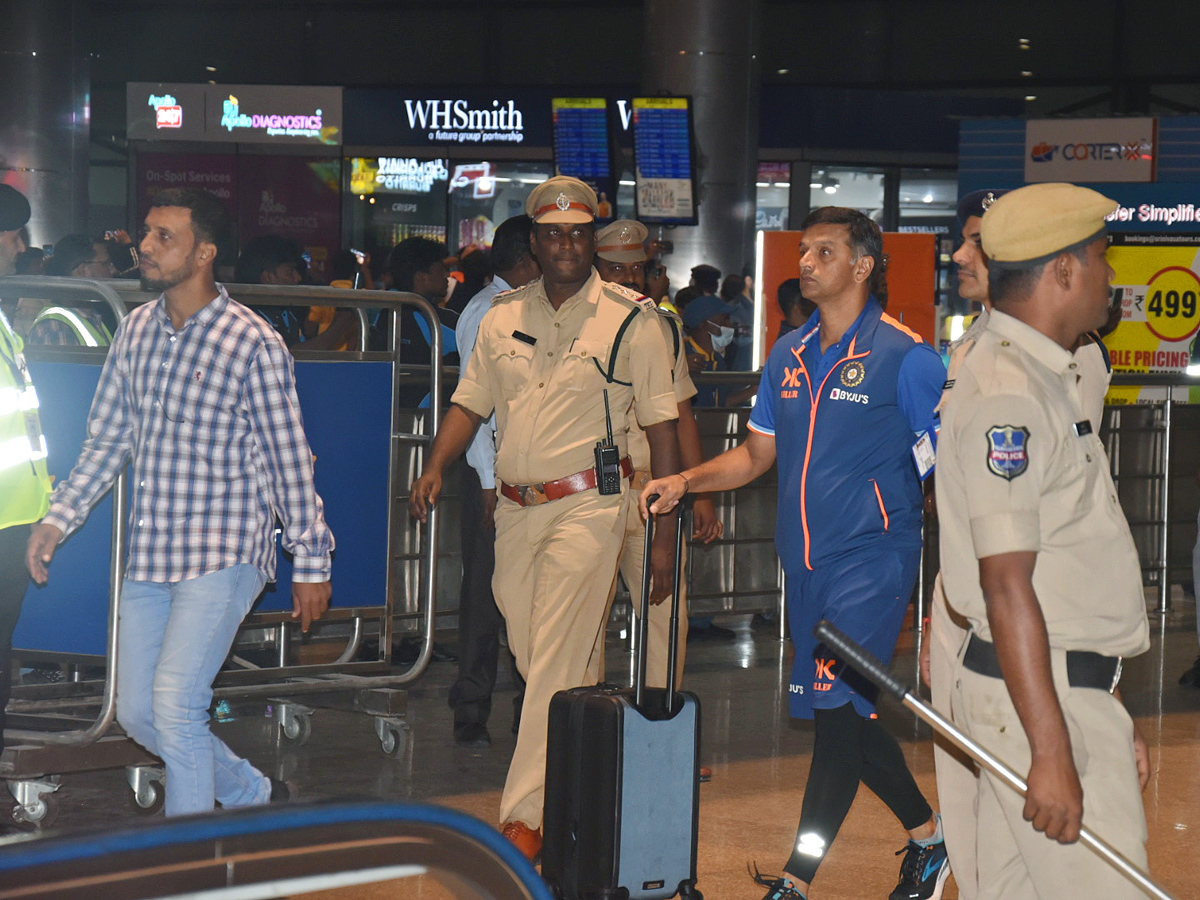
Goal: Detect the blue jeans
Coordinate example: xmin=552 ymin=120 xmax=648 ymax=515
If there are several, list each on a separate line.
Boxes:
xmin=116 ymin=564 xmax=271 ymax=816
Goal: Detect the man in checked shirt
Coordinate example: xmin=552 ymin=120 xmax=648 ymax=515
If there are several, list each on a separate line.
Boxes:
xmin=26 ymin=187 xmax=333 ymax=816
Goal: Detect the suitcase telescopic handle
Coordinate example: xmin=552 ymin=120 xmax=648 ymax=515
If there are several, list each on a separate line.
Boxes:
xmin=638 ymin=495 xmax=687 ymax=713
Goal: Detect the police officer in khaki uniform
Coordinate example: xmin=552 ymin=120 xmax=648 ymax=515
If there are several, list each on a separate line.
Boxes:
xmin=409 ymin=177 xmax=680 ymax=861
xmin=923 ymin=188 xmax=1115 ymax=900
xmin=937 ymin=183 xmax=1152 ymax=900
xmin=590 ymin=219 xmax=723 ymax=688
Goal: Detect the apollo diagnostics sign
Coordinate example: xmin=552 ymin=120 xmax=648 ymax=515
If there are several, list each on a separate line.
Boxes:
xmin=1024 ymin=118 xmax=1156 ymax=183
xmin=127 ymin=83 xmax=343 ymax=146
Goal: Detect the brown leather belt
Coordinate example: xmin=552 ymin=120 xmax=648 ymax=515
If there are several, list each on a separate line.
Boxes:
xmin=501 ymin=457 xmax=633 ymax=507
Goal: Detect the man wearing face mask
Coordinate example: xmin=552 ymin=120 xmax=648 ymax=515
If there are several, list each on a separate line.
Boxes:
xmin=682 ymin=294 xmax=736 ymax=407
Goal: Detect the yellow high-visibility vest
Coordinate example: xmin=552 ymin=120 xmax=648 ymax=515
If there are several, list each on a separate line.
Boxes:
xmin=0 ymin=311 xmax=52 ymax=530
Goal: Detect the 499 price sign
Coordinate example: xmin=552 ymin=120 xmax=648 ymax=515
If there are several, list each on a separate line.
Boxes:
xmin=1105 ymin=244 xmax=1200 ymax=402
xmin=1142 ymin=266 xmax=1200 ymax=342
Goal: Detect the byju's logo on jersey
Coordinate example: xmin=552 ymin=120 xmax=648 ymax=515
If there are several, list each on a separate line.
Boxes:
xmin=840 ymin=360 xmax=865 ymax=387
xmin=986 ymin=425 xmax=1030 ymax=480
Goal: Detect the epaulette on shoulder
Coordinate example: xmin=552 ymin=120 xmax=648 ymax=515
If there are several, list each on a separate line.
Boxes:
xmin=601 ymin=281 xmax=656 ymax=313
xmin=656 ymin=305 xmax=683 ymax=327
xmin=490 ymin=282 xmax=533 ymax=305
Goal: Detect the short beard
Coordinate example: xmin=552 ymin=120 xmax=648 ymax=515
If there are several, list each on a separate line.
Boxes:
xmin=140 ymin=256 xmax=196 ymax=294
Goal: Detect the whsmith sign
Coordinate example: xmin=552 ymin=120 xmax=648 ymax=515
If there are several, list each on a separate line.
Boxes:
xmin=127 ymin=83 xmax=343 ymax=146
xmin=344 ymin=88 xmax=554 ymax=148
xmin=1025 ymin=118 xmax=1156 ymax=183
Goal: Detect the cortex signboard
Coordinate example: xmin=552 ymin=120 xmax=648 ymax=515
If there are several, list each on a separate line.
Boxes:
xmin=1104 ymin=241 xmax=1200 ymax=404
xmin=127 ymin=83 xmax=342 ymax=146
xmin=1024 ymin=118 xmax=1156 ymax=183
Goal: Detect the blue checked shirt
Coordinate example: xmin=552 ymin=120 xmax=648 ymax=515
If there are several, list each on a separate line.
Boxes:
xmin=43 ymin=286 xmax=334 ymax=584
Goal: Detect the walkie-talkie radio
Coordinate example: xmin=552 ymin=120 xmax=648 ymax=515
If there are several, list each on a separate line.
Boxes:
xmin=595 ymin=390 xmax=623 ymax=495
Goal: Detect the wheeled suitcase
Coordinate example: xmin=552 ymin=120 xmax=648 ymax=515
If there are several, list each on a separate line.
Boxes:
xmin=542 ymin=500 xmax=702 ymax=900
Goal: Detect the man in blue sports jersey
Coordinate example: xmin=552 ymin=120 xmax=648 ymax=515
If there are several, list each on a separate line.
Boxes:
xmin=643 ymin=207 xmax=950 ymax=900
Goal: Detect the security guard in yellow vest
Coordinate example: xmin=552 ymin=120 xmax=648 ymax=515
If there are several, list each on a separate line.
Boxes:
xmin=0 ymin=185 xmax=52 ymax=759
xmin=409 ymin=176 xmax=680 ymax=861
xmin=29 ymin=306 xmax=112 ymax=347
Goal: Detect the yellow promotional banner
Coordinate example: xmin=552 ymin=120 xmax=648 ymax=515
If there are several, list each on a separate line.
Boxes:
xmin=1105 ymin=243 xmax=1200 ymax=404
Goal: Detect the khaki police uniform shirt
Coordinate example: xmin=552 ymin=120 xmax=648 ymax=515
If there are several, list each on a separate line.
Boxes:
xmin=936 ymin=309 xmax=1149 ymax=657
xmin=453 ymin=270 xmax=678 ymax=487
xmin=627 ymin=309 xmax=696 ymax=472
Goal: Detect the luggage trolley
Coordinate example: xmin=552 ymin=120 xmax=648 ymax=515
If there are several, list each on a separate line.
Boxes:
xmin=0 ymin=278 xmax=445 ymax=824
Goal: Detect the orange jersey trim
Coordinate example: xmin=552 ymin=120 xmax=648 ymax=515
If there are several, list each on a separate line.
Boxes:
xmin=880 ymin=312 xmax=924 ymax=344
xmin=797 ymin=332 xmax=872 ymax=570
xmin=872 ymin=479 xmax=890 ymax=531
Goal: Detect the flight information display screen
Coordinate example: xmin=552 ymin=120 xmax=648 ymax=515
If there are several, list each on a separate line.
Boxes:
xmin=632 ymin=96 xmax=696 ymax=225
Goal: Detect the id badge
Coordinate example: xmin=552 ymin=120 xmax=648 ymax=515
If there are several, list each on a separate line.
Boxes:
xmin=912 ymin=430 xmax=936 ymax=481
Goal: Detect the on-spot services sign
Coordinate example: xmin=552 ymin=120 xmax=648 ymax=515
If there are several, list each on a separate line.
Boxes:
xmin=1025 ymin=118 xmax=1156 ymax=183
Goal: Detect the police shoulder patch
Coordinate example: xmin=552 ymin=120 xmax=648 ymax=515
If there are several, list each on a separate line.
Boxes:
xmin=602 ymin=282 xmax=656 ymax=312
xmin=986 ymin=425 xmax=1031 ymax=480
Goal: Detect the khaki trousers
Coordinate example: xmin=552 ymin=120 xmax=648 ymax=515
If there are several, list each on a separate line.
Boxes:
xmin=492 ymin=488 xmax=628 ymax=829
xmin=929 ymin=573 xmax=979 ymax=900
xmin=951 ymin=652 xmax=1149 ymax=900
xmin=587 ymin=488 xmax=689 ymax=688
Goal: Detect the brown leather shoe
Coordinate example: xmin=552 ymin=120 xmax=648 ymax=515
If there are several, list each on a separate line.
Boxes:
xmin=699 ymin=765 xmax=713 ymax=782
xmin=501 ymin=820 xmax=543 ymax=861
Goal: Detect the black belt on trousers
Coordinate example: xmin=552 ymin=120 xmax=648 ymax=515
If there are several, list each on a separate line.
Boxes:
xmin=962 ymin=634 xmax=1122 ymax=693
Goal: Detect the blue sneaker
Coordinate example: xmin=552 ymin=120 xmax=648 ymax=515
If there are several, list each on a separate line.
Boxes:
xmin=889 ymin=839 xmax=950 ymax=900
xmin=750 ymin=863 xmax=808 ymax=900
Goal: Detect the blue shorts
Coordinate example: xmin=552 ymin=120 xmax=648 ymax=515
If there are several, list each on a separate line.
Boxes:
xmin=786 ymin=543 xmax=921 ymax=720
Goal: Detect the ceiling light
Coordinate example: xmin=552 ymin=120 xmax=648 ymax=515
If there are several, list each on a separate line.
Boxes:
xmin=810 ymin=181 xmax=822 ymax=189
xmin=1025 ymin=95 xmax=1038 ymax=101
xmin=776 ymin=68 xmax=790 ymax=75
xmin=1021 ymin=70 xmax=1033 ymax=77
xmin=923 ymin=194 xmax=933 ymax=203
xmin=823 ymin=185 xmax=837 ymax=195
xmin=205 ymin=65 xmax=217 ymax=72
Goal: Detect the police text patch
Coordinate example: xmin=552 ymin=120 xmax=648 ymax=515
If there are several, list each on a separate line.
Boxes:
xmin=986 ymin=425 xmax=1030 ymax=480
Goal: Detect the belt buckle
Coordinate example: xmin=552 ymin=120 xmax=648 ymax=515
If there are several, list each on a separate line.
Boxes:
xmin=521 ymin=484 xmax=547 ymax=506
xmin=1110 ymin=656 xmax=1123 ymax=693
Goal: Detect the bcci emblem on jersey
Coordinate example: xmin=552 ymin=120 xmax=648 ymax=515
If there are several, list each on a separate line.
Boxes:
xmin=840 ymin=361 xmax=866 ymax=387
xmin=986 ymin=425 xmax=1030 ymax=480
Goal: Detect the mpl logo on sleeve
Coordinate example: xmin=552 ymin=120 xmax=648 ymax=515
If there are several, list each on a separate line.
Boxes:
xmin=1025 ymin=118 xmax=1157 ymax=183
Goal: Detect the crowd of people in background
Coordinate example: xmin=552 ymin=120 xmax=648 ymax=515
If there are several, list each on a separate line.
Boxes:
xmin=3 ymin=212 xmax=811 ymax=398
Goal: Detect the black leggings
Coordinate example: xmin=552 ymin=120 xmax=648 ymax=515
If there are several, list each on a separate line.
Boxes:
xmin=784 ymin=702 xmax=933 ymax=883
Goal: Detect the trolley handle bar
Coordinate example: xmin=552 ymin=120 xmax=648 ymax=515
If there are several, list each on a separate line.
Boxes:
xmin=814 ymin=619 xmax=908 ymax=702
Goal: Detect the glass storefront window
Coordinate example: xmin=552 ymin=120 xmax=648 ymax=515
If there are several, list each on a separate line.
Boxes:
xmin=809 ymin=167 xmax=885 ymax=220
xmin=756 ymin=162 xmax=790 ymax=231
xmin=898 ymin=168 xmax=957 ymax=235
xmin=898 ymin=168 xmax=959 ymax=313
xmin=447 ymin=161 xmax=553 ymax=255
xmin=344 ymin=156 xmax=450 ymax=266
xmin=343 ymin=157 xmax=553 ymax=265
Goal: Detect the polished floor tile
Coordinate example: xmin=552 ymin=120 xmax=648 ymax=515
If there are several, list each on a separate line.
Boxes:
xmin=8 ymin=595 xmax=1199 ymax=900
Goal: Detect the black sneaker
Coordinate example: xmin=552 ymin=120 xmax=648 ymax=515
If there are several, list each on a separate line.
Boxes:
xmin=889 ymin=839 xmax=950 ymax=900
xmin=750 ymin=864 xmax=808 ymax=900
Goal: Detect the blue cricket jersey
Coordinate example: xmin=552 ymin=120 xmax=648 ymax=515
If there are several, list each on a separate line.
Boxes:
xmin=748 ymin=298 xmax=945 ymax=572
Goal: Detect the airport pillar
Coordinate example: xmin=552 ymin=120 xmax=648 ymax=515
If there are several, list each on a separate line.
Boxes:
xmin=642 ymin=0 xmax=763 ymax=291
xmin=0 ymin=1 xmax=90 ymax=247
